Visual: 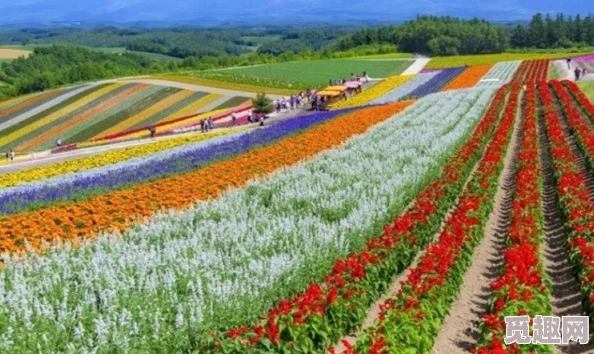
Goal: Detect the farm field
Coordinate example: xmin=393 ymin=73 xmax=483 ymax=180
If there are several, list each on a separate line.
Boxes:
xmin=0 ymin=82 xmax=251 ymax=152
xmin=190 ymin=58 xmax=412 ymax=90
xmin=4 ymin=50 xmax=594 ymax=354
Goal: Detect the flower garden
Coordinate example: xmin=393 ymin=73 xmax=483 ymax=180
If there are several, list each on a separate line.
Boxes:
xmin=2 ymin=54 xmax=594 ymax=353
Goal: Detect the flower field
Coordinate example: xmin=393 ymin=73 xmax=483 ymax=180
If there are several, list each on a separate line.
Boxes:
xmin=330 ymin=75 xmax=413 ymax=109
xmin=5 ymin=54 xmax=594 ymax=353
xmin=0 ymin=82 xmax=253 ymax=152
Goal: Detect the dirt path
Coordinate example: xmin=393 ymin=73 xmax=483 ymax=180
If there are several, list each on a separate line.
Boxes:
xmin=119 ymin=78 xmax=285 ymax=99
xmin=537 ymin=96 xmax=589 ymax=354
xmin=402 ymin=58 xmax=432 ymax=75
xmin=432 ymin=92 xmax=523 ymax=354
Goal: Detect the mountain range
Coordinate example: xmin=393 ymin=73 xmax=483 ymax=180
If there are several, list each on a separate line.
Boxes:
xmin=0 ymin=0 xmax=589 ymax=25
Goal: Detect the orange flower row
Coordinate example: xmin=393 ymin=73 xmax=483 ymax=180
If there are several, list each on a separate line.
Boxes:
xmin=0 ymin=101 xmax=414 ymax=254
xmin=442 ymin=65 xmax=492 ymax=91
xmin=0 ymin=90 xmax=62 ymax=119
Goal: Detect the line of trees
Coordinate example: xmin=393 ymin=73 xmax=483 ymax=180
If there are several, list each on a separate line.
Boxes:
xmin=336 ymin=13 xmax=594 ymax=56
xmin=510 ymin=13 xmax=594 ymax=49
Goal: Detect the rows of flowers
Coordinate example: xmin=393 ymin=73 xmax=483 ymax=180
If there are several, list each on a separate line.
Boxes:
xmin=0 ymin=89 xmax=66 ymax=122
xmin=402 ymin=67 xmax=466 ymax=99
xmin=0 ymin=102 xmax=413 ymax=253
xmin=0 ymin=108 xmax=356 ymax=214
xmin=0 ymin=89 xmax=498 ymax=353
xmin=442 ymin=65 xmax=492 ymax=91
xmin=550 ymin=81 xmax=594 ymax=172
xmin=543 ymin=81 xmax=594 ymax=323
xmin=65 ymin=86 xmax=187 ymax=144
xmin=92 ymin=89 xmax=197 ymax=140
xmin=0 ymin=84 xmax=121 ymax=151
xmin=511 ymin=59 xmax=549 ymax=82
xmin=369 ymin=72 xmax=439 ymax=105
xmin=330 ymin=75 xmax=413 ymax=109
xmin=477 ymin=61 xmax=521 ymax=86
xmin=210 ymin=85 xmax=508 ymax=354
xmin=351 ymin=84 xmax=519 ymax=354
xmin=563 ymin=80 xmax=594 ymax=127
xmin=18 ymin=83 xmax=132 ymax=151
xmin=474 ymin=82 xmax=554 ymax=353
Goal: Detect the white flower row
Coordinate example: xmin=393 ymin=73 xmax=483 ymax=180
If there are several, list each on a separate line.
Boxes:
xmin=0 ymin=86 xmax=498 ymax=352
xmin=478 ymin=60 xmax=521 ymax=85
xmin=370 ymin=71 xmax=440 ymax=104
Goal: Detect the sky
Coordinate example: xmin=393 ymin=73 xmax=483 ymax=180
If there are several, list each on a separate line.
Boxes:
xmin=0 ymin=0 xmax=589 ymax=24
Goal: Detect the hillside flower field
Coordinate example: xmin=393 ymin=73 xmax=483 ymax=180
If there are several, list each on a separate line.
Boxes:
xmin=2 ymin=52 xmax=594 ymax=354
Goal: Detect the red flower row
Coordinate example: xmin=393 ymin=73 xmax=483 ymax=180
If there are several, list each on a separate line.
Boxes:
xmin=199 ymin=86 xmax=512 ymax=353
xmin=474 ymin=82 xmax=552 ymax=354
xmin=542 ymin=81 xmax=594 ymax=321
xmin=352 ymin=84 xmax=521 ymax=354
xmin=512 ymin=60 xmax=549 ymax=82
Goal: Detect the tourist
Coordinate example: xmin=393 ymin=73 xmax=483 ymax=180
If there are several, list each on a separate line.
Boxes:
xmin=10 ymin=150 xmax=14 ymax=161
xmin=260 ymin=115 xmax=265 ymax=126
xmin=208 ymin=117 xmax=213 ymax=131
xmin=5 ymin=151 xmax=9 ymax=160
xmin=575 ymin=67 xmax=581 ymax=81
xmin=200 ymin=119 xmax=205 ymax=132
xmin=583 ymin=68 xmax=588 ymax=78
xmin=56 ymin=138 xmax=62 ymax=147
xmin=247 ymin=111 xmax=252 ymax=124
xmin=231 ymin=112 xmax=237 ymax=126
xmin=567 ymin=58 xmax=572 ymax=70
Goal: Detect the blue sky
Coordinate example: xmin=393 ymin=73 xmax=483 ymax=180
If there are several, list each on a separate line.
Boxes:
xmin=0 ymin=0 xmax=589 ymax=23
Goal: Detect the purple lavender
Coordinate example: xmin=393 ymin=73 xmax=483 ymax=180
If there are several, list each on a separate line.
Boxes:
xmin=0 ymin=107 xmax=359 ymax=215
xmin=402 ymin=67 xmax=466 ymax=99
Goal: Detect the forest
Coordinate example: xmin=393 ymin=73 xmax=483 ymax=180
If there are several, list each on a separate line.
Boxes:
xmin=337 ymin=14 xmax=594 ymax=55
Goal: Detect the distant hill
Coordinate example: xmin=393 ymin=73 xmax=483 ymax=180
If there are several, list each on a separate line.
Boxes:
xmin=0 ymin=0 xmax=587 ymax=25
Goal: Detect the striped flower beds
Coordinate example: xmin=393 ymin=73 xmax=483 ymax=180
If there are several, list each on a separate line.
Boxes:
xmin=0 ymin=109 xmax=361 ymax=214
xmin=97 ymin=89 xmax=196 ymax=138
xmin=370 ymin=72 xmax=439 ymax=104
xmin=402 ymin=67 xmax=466 ymax=99
xmin=0 ymin=103 xmax=410 ymax=254
xmin=330 ymin=75 xmax=413 ymax=109
xmin=442 ymin=65 xmax=492 ymax=91
xmin=478 ymin=61 xmax=521 ymax=86
xmin=16 ymin=84 xmax=130 ymax=151
xmin=0 ymin=90 xmax=65 ymax=122
xmin=62 ymin=85 xmax=173 ymax=144
xmin=0 ymin=85 xmax=110 ymax=151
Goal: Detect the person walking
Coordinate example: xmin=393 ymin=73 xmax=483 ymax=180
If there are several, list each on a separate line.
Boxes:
xmin=9 ymin=149 xmax=15 ymax=161
xmin=200 ymin=119 xmax=205 ymax=133
xmin=567 ymin=58 xmax=572 ymax=70
xmin=231 ymin=112 xmax=237 ymax=126
xmin=575 ymin=67 xmax=581 ymax=81
xmin=208 ymin=117 xmax=213 ymax=131
xmin=56 ymin=138 xmax=62 ymax=147
xmin=583 ymin=68 xmax=588 ymax=78
xmin=247 ymin=111 xmax=252 ymax=124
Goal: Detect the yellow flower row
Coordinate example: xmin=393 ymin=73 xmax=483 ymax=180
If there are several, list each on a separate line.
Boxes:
xmin=0 ymin=126 xmax=249 ymax=188
xmin=0 ymin=84 xmax=125 ymax=147
xmin=330 ymin=75 xmax=413 ymax=109
xmin=96 ymin=90 xmax=196 ymax=139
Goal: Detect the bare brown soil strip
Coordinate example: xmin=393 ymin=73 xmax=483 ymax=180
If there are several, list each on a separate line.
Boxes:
xmin=0 ymin=49 xmax=31 ymax=59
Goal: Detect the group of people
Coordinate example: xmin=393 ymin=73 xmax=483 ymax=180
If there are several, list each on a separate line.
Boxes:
xmin=200 ymin=117 xmax=214 ymax=133
xmin=4 ymin=150 xmax=15 ymax=161
xmin=274 ymin=90 xmax=316 ymax=113
xmin=328 ymin=72 xmax=369 ymax=86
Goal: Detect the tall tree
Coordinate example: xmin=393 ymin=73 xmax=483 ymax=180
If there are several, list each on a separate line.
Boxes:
xmin=529 ymin=13 xmax=547 ymax=48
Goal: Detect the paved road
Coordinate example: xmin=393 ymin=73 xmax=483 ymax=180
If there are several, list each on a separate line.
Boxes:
xmin=119 ymin=78 xmax=285 ymax=100
xmin=0 ymin=84 xmax=94 ymax=132
xmin=401 ymin=58 xmax=432 ymax=75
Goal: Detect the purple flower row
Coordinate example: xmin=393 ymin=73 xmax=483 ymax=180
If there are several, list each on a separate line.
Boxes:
xmin=0 ymin=107 xmax=359 ymax=215
xmin=402 ymin=67 xmax=466 ymax=99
